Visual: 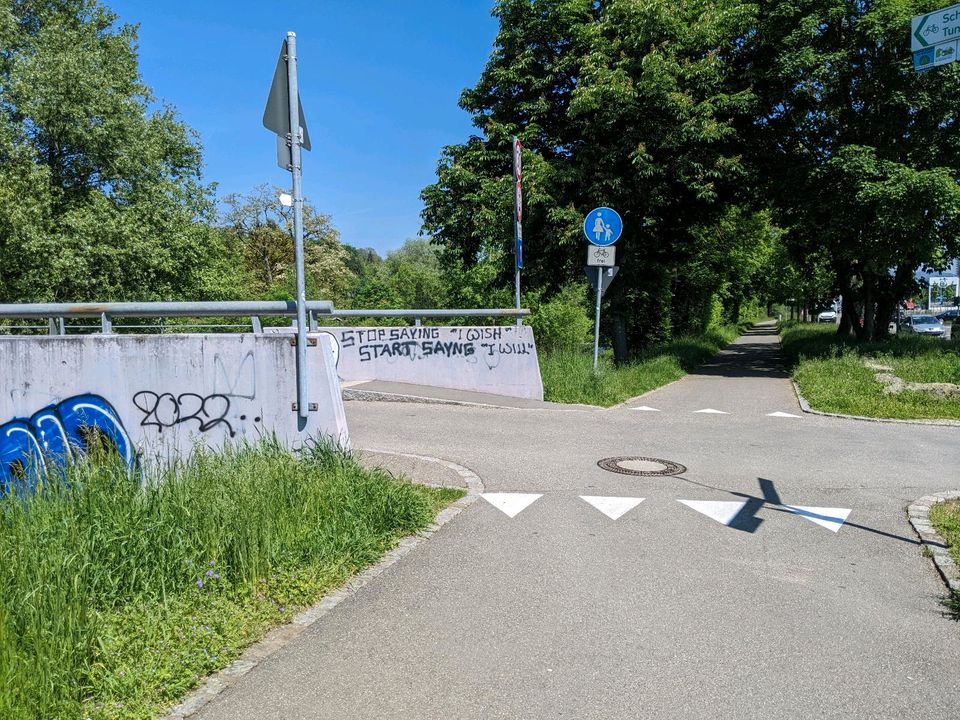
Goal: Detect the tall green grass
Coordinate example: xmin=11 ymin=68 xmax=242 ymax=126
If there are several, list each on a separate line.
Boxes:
xmin=540 ymin=323 xmax=750 ymax=406
xmin=0 ymin=440 xmax=461 ymax=720
xmin=781 ymin=322 xmax=960 ymax=420
xmin=929 ymin=500 xmax=960 ymax=619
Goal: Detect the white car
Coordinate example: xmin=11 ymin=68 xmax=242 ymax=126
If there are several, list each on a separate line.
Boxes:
xmin=901 ymin=315 xmax=946 ymax=337
xmin=817 ymin=310 xmax=838 ymax=323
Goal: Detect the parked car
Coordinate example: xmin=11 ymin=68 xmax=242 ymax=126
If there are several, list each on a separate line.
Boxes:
xmin=935 ymin=308 xmax=960 ymax=322
xmin=901 ymin=315 xmax=946 ymax=337
xmin=816 ymin=310 xmax=838 ymax=323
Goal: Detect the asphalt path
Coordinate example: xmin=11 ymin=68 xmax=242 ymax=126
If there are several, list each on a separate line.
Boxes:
xmin=199 ymin=322 xmax=960 ymax=719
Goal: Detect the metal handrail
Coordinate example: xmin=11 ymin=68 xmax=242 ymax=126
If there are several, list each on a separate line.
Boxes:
xmin=0 ymin=302 xmax=530 ymax=335
xmin=0 ymin=300 xmax=334 ymax=319
xmin=329 ymin=308 xmax=529 ymax=318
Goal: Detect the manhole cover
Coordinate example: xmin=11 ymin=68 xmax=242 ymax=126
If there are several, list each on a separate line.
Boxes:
xmin=597 ymin=456 xmax=686 ymax=477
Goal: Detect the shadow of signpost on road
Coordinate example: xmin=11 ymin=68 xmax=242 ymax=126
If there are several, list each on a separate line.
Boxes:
xmin=677 ymin=476 xmax=932 ymax=547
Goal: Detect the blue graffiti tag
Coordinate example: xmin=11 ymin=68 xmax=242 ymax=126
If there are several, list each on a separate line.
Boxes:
xmin=0 ymin=394 xmax=135 ymax=493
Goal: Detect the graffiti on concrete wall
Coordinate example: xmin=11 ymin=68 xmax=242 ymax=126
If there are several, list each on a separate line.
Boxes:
xmin=338 ymin=327 xmax=534 ymax=370
xmin=128 ymin=350 xmax=265 ymax=439
xmin=0 ymin=394 xmax=135 ymax=492
xmin=131 ymin=391 xmax=261 ymax=438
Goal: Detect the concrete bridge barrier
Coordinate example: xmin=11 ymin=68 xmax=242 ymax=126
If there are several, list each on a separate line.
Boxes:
xmin=0 ymin=334 xmax=347 ymax=489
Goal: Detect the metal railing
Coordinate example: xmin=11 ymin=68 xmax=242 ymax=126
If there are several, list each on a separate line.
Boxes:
xmin=329 ymin=308 xmax=529 ymax=327
xmin=0 ymin=301 xmax=529 ymax=335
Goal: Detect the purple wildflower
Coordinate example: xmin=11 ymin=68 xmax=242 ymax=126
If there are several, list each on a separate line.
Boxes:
xmin=195 ymin=579 xmax=204 ymax=589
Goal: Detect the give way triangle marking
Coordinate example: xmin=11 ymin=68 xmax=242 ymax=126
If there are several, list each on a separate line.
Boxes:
xmin=481 ymin=493 xmax=542 ymax=518
xmin=677 ymin=499 xmax=746 ymax=526
xmin=580 ymin=496 xmax=645 ymax=520
xmin=694 ymin=408 xmax=728 ymax=414
xmin=767 ymin=411 xmax=800 ymax=418
xmin=781 ymin=505 xmax=852 ymax=533
xmin=631 ymin=406 xmax=660 ymax=412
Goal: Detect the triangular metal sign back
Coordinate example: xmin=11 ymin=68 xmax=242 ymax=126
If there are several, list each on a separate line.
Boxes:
xmin=263 ymin=40 xmax=311 ymax=151
xmin=584 ymin=265 xmax=619 ymax=296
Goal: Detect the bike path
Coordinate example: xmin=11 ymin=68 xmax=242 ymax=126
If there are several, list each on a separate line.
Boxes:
xmin=196 ymin=325 xmax=960 ymax=720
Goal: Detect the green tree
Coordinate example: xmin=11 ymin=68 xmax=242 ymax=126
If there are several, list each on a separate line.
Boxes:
xmin=421 ymin=0 xmax=761 ymax=356
xmin=0 ymin=0 xmax=237 ymax=302
xmin=742 ymin=0 xmax=960 ymax=338
xmin=221 ymin=184 xmax=353 ymax=303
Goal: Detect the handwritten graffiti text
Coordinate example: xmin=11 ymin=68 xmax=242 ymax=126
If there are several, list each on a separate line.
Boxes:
xmin=132 ymin=392 xmax=259 ymax=438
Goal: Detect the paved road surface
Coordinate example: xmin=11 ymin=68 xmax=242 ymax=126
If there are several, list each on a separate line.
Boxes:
xmin=199 ymin=322 xmax=960 ymax=719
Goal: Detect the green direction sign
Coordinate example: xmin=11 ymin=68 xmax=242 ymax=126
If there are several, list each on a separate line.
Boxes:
xmin=913 ymin=3 xmax=960 ymax=51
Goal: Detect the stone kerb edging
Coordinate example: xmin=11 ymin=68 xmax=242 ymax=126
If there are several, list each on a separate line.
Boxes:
xmin=164 ymin=452 xmax=483 ymax=719
xmin=908 ymin=491 xmax=960 ymax=594
xmin=343 ymin=386 xmax=512 ymax=409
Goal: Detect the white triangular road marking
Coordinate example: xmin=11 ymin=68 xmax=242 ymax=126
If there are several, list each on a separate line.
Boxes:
xmin=631 ymin=405 xmax=661 ymax=412
xmin=580 ymin=496 xmax=645 ymax=520
xmin=481 ymin=493 xmax=542 ymax=518
xmin=678 ymin=499 xmax=746 ymax=526
xmin=694 ymin=408 xmax=729 ymax=414
xmin=767 ymin=411 xmax=801 ymax=418
xmin=782 ymin=505 xmax=851 ymax=533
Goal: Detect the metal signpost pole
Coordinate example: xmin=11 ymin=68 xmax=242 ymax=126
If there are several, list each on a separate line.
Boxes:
xmin=582 ymin=206 xmax=623 ymax=372
xmin=285 ymin=32 xmax=309 ymax=420
xmin=515 ymin=270 xmax=521 ymax=328
xmin=593 ymin=266 xmax=602 ymax=370
xmin=513 ymin=137 xmax=523 ymax=328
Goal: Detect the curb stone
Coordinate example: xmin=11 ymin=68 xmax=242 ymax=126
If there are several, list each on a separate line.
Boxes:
xmin=343 ymin=387 xmax=600 ymax=413
xmin=907 ymin=491 xmax=960 ymax=594
xmin=163 ymin=452 xmax=484 ymax=719
xmin=343 ymin=387 xmax=513 ymax=409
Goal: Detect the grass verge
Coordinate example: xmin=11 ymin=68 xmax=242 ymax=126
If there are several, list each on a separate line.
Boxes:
xmin=780 ymin=323 xmax=960 ymax=420
xmin=929 ymin=500 xmax=960 ymax=619
xmin=540 ymin=321 xmax=756 ymax=406
xmin=0 ymin=440 xmax=464 ymax=720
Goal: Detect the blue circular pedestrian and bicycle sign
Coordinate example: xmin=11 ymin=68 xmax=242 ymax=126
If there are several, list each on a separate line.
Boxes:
xmin=583 ymin=207 xmax=623 ymax=246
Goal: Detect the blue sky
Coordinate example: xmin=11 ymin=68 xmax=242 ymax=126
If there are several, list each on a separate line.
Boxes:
xmin=108 ymin=1 xmax=499 ymax=255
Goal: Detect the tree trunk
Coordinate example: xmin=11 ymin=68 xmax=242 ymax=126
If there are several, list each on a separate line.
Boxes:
xmin=728 ymin=297 xmax=742 ymax=325
xmin=860 ymin=283 xmax=874 ymax=341
xmin=612 ymin=313 xmax=629 ymax=365
xmin=838 ymin=294 xmax=856 ymax=337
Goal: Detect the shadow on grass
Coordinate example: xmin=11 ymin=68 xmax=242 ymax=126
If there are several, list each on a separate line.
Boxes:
xmin=541 ymin=319 xmax=765 ymax=406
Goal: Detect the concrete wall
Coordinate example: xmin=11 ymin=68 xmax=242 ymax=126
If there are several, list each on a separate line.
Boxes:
xmin=0 ymin=334 xmax=347 ymax=488
xmin=267 ymin=325 xmax=544 ymax=400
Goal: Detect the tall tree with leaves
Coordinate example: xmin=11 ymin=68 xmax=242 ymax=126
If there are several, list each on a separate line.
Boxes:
xmin=221 ymin=184 xmax=352 ymax=303
xmin=741 ymin=0 xmax=960 ymax=338
xmin=422 ymin=0 xmax=762 ymax=355
xmin=0 ymin=0 xmax=239 ymax=302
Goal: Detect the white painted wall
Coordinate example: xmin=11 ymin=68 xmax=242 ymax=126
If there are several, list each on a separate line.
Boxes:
xmin=0 ymin=334 xmax=348 ymax=481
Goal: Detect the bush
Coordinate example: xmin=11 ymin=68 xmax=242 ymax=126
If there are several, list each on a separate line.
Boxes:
xmin=529 ymin=284 xmax=592 ymax=353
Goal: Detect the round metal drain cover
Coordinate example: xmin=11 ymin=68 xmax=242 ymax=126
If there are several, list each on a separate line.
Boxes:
xmin=597 ymin=456 xmax=686 ymax=477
